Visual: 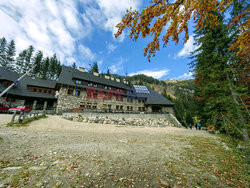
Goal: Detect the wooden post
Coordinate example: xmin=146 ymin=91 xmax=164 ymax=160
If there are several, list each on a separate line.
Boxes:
xmin=11 ymin=111 xmax=17 ymax=123
xmin=18 ymin=111 xmax=24 ymax=123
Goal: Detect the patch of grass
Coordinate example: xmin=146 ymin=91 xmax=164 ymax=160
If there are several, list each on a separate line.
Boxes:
xmin=6 ymin=115 xmax=47 ymax=127
xmin=164 ymin=136 xmax=249 ymax=187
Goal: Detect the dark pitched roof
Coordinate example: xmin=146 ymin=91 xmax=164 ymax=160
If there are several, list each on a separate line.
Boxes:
xmin=134 ymin=85 xmax=174 ymax=106
xmin=0 ymin=67 xmax=20 ymax=81
xmin=0 ymin=67 xmax=56 ymax=99
xmin=26 ymin=77 xmax=57 ymax=89
xmin=58 ymin=66 xmax=131 ymax=90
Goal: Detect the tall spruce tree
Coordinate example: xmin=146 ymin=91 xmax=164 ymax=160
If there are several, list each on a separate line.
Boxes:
xmin=41 ymin=57 xmax=50 ymax=79
xmin=106 ymin=69 xmax=111 ymax=76
xmin=16 ymin=50 xmax=27 ymax=74
xmin=55 ymin=60 xmax=62 ymax=79
xmin=49 ymin=54 xmax=58 ymax=79
xmin=191 ymin=12 xmax=248 ymax=139
xmin=23 ymin=45 xmax=34 ymax=73
xmin=72 ymin=62 xmax=77 ymax=69
xmin=90 ymin=62 xmax=99 ymax=73
xmin=32 ymin=50 xmax=43 ymax=77
xmin=5 ymin=40 xmax=16 ymax=70
xmin=0 ymin=37 xmax=7 ymax=68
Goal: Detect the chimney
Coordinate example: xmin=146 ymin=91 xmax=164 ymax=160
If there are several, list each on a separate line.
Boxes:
xmin=105 ymin=75 xmax=110 ymax=79
xmin=93 ymin=72 xmax=99 ymax=76
xmin=79 ymin=67 xmax=85 ymax=72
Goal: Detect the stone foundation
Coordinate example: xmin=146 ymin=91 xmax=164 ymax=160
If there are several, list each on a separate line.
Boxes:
xmin=62 ymin=112 xmax=183 ymax=128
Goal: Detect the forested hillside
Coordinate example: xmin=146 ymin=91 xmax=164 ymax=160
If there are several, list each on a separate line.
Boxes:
xmin=125 ymin=74 xmax=197 ymax=127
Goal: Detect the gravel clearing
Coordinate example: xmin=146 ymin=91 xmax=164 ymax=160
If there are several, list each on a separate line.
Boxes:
xmin=0 ymin=115 xmax=216 ymax=187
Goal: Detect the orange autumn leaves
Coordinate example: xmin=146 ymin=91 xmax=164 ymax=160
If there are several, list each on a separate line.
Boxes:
xmin=115 ymin=0 xmax=247 ymax=61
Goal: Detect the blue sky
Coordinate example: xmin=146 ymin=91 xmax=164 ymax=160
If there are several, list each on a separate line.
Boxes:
xmin=0 ymin=0 xmax=196 ymax=80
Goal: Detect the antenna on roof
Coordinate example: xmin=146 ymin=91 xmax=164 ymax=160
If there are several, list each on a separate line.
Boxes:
xmin=88 ymin=64 xmax=91 ymax=72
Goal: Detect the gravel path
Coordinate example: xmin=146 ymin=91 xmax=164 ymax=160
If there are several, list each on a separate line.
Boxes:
xmin=0 ymin=114 xmax=12 ymax=126
xmin=0 ymin=115 xmax=216 ymax=187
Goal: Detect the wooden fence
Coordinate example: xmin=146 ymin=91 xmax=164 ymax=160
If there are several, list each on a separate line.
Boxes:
xmin=11 ymin=110 xmax=46 ymax=123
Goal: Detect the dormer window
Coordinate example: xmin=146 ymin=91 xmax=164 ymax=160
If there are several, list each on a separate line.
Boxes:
xmin=76 ymin=80 xmax=81 ymax=84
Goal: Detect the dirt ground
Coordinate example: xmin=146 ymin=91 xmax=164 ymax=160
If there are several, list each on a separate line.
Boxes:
xmin=0 ymin=115 xmax=240 ymax=187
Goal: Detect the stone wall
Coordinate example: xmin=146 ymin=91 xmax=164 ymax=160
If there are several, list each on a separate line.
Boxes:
xmin=0 ymin=97 xmax=25 ymax=107
xmin=63 ymin=112 xmax=183 ymax=128
xmin=56 ymin=86 xmax=173 ymax=114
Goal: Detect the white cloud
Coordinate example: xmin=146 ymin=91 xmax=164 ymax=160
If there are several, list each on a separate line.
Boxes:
xmin=109 ymin=57 xmax=125 ymax=73
xmin=177 ymin=72 xmax=193 ymax=79
xmin=177 ymin=35 xmax=198 ymax=58
xmin=81 ymin=0 xmax=142 ymax=41
xmin=78 ymin=45 xmax=96 ymax=61
xmin=129 ymin=69 xmax=170 ymax=79
xmin=0 ymin=0 xmax=142 ymax=68
xmin=0 ymin=0 xmax=88 ymax=66
xmin=106 ymin=42 xmax=117 ymax=53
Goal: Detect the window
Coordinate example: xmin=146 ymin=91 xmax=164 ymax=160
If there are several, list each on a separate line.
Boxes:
xmin=33 ymin=88 xmax=37 ymax=92
xmin=138 ymin=107 xmax=141 ymax=111
xmin=39 ymin=89 xmax=42 ymax=93
xmin=68 ymin=89 xmax=73 ymax=95
xmin=94 ymin=84 xmax=97 ymax=87
xmin=44 ymin=90 xmax=47 ymax=93
xmin=120 ymin=106 xmax=123 ymax=110
xmin=48 ymin=90 xmax=51 ymax=94
xmin=76 ymin=80 xmax=81 ymax=84
xmin=88 ymin=82 xmax=93 ymax=87
xmin=131 ymin=107 xmax=133 ymax=111
xmin=127 ymin=106 xmax=130 ymax=111
xmin=142 ymin=107 xmax=146 ymax=111
xmin=92 ymin=103 xmax=97 ymax=109
xmin=104 ymin=86 xmax=108 ymax=90
xmin=87 ymin=103 xmax=92 ymax=109
xmin=75 ymin=90 xmax=80 ymax=96
xmin=127 ymin=98 xmax=133 ymax=103
xmin=80 ymin=102 xmax=85 ymax=108
xmin=102 ymin=104 xmax=107 ymax=109
xmin=108 ymin=105 xmax=112 ymax=110
xmin=116 ymin=105 xmax=119 ymax=110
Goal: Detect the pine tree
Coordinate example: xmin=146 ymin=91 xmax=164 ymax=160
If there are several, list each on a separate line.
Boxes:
xmin=191 ymin=12 xmax=248 ymax=139
xmin=48 ymin=54 xmax=57 ymax=79
xmin=90 ymin=62 xmax=99 ymax=73
xmin=32 ymin=50 xmax=43 ymax=77
xmin=5 ymin=40 xmax=16 ymax=70
xmin=16 ymin=50 xmax=27 ymax=74
xmin=0 ymin=37 xmax=7 ymax=67
xmin=41 ymin=57 xmax=50 ymax=79
xmin=72 ymin=62 xmax=77 ymax=69
xmin=106 ymin=69 xmax=111 ymax=76
xmin=55 ymin=60 xmax=62 ymax=79
xmin=23 ymin=45 xmax=34 ymax=73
